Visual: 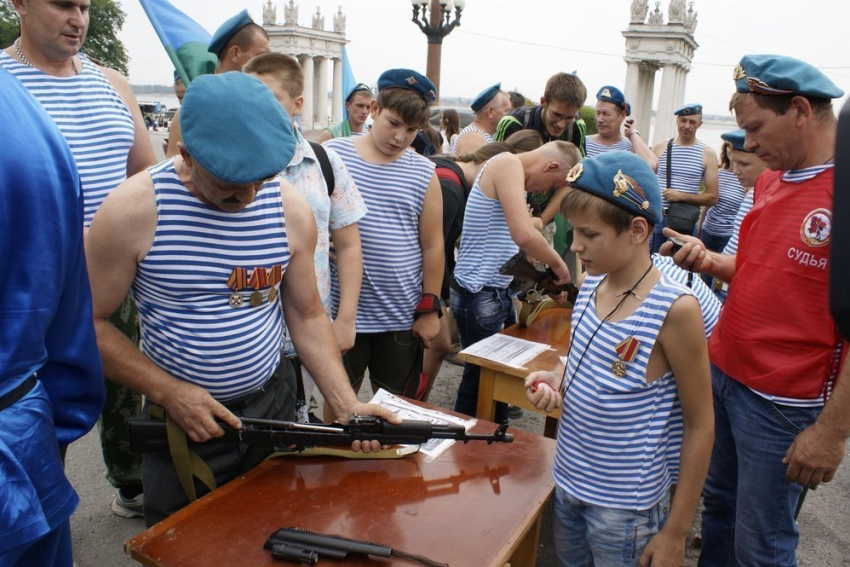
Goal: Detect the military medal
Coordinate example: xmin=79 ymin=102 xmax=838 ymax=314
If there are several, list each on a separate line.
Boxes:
xmin=267 ymin=265 xmax=283 ymax=304
xmin=227 ymin=267 xmax=248 ymax=308
xmin=247 ymin=267 xmax=270 ymax=308
xmin=612 ymin=336 xmax=641 ymax=377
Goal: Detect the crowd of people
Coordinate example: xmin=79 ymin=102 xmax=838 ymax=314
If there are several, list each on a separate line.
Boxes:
xmin=1 ymin=1 xmax=848 ymax=566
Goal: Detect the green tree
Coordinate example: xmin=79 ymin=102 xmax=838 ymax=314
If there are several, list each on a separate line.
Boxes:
xmin=0 ymin=0 xmax=129 ymax=75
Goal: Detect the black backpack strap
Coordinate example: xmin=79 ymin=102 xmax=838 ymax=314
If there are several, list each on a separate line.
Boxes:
xmin=308 ymin=141 xmax=335 ymax=196
xmin=666 ymin=138 xmax=674 ymax=189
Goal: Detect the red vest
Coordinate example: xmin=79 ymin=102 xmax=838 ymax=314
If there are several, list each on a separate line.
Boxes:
xmin=709 ymin=168 xmax=845 ymax=400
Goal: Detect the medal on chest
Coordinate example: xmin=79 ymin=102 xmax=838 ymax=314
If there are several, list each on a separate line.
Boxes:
xmin=227 ymin=267 xmax=248 ymax=309
xmin=612 ymin=336 xmax=641 ymax=377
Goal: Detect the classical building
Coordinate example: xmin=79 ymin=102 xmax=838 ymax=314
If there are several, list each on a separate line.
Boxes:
xmin=623 ymin=0 xmax=699 ymax=144
xmin=262 ymin=0 xmax=349 ymax=130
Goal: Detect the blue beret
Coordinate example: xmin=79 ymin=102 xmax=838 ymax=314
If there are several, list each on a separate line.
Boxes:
xmin=208 ymin=9 xmax=254 ymax=58
xmin=377 ymin=69 xmax=436 ymax=103
xmin=674 ymin=104 xmax=703 ymax=116
xmin=720 ymin=129 xmax=749 ymax=152
xmin=734 ymin=54 xmax=844 ymax=99
xmin=596 ymin=85 xmax=631 ymax=116
xmin=566 ymin=151 xmax=662 ymax=225
xmin=345 ymin=82 xmax=372 ymax=101
xmin=180 ymin=72 xmax=295 ymax=184
xmin=471 ymin=83 xmax=502 ymax=112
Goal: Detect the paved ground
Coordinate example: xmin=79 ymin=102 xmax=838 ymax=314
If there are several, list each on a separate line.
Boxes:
xmin=67 ymin=131 xmax=850 ymax=565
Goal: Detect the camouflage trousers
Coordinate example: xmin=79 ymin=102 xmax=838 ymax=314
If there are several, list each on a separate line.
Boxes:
xmin=97 ymin=294 xmax=144 ymax=490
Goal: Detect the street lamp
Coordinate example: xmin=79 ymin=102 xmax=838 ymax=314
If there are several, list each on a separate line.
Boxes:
xmin=410 ymin=0 xmax=465 ymax=101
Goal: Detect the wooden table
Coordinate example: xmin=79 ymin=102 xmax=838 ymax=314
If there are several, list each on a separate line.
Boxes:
xmin=460 ymin=307 xmax=571 ymax=438
xmin=125 ymin=414 xmax=556 ymax=567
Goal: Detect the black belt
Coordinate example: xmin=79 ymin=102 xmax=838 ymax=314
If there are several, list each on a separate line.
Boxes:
xmin=0 ymin=375 xmax=37 ymax=412
xmin=450 ymin=279 xmax=503 ymax=296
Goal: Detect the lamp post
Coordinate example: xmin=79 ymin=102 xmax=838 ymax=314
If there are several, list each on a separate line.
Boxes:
xmin=410 ymin=0 xmax=465 ymax=102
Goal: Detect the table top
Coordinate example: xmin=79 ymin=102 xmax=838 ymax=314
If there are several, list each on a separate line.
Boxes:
xmin=125 ymin=417 xmax=556 ymax=567
xmin=460 ymin=307 xmax=572 ymax=379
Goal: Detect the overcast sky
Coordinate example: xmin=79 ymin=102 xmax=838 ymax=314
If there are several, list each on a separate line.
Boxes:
xmin=117 ymin=0 xmax=850 ymax=119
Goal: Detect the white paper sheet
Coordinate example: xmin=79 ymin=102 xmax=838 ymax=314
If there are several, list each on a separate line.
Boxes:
xmin=459 ymin=333 xmax=551 ymax=369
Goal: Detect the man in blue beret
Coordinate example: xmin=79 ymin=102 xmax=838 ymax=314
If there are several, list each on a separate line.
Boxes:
xmin=525 ymin=151 xmax=714 ymax=567
xmin=451 ymin=82 xmax=511 ymax=155
xmin=586 ymin=85 xmax=658 ymax=170
xmin=650 ymin=103 xmax=719 ymax=252
xmin=85 ymin=72 xmax=397 ymax=526
xmin=662 ymin=55 xmax=848 ymax=566
xmin=318 ymin=83 xmax=374 ymax=143
xmin=2 ymin=0 xmax=157 ymax=520
xmin=0 ymin=65 xmax=105 ymax=567
xmin=166 ymin=10 xmax=270 ymax=158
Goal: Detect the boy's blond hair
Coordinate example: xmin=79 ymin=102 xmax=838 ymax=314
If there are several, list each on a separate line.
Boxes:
xmin=243 ymin=52 xmax=304 ymax=98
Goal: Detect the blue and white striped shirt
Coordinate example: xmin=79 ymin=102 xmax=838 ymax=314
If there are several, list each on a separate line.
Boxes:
xmin=584 ymin=135 xmax=632 ymax=158
xmin=451 ymin=124 xmax=493 ymax=154
xmin=554 ymin=273 xmax=692 ymax=510
xmin=657 ymin=141 xmax=706 ymax=208
xmin=0 ymin=52 xmax=135 ymax=227
xmin=653 ymin=254 xmax=719 ymax=337
xmin=702 ymin=168 xmax=745 ymax=238
xmin=324 ymin=137 xmax=435 ymax=332
xmin=132 ymin=160 xmax=290 ymax=401
xmin=721 ymin=191 xmax=754 ymax=256
xmin=454 ymin=156 xmax=519 ymax=292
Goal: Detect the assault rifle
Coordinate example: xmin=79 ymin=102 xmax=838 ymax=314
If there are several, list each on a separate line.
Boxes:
xmin=128 ymin=415 xmax=513 ymax=454
xmin=499 ymin=252 xmax=578 ymax=303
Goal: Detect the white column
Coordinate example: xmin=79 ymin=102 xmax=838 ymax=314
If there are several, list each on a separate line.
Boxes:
xmin=674 ymin=66 xmax=686 ymax=110
xmin=624 ymin=61 xmax=642 ymax=123
xmin=313 ymin=56 xmax=329 ymax=129
xmin=299 ymin=55 xmax=314 ymax=130
xmin=638 ymin=64 xmax=656 ymax=141
xmin=331 ymin=57 xmax=343 ymax=124
xmin=653 ymin=64 xmax=679 ymax=145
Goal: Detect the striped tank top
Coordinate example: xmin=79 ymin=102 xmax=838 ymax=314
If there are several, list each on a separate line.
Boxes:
xmin=652 ymin=254 xmax=720 ymax=337
xmin=451 ymin=124 xmax=493 ymax=154
xmin=702 ymin=168 xmax=745 ymax=238
xmin=722 ymin=191 xmax=754 ymax=256
xmin=656 ymin=141 xmax=705 ymax=208
xmin=554 ymin=273 xmax=692 ymax=510
xmin=324 ymin=137 xmax=435 ymax=332
xmin=132 ymin=160 xmax=290 ymax=401
xmin=454 ymin=155 xmax=519 ymax=292
xmin=0 ymin=52 xmax=135 ymax=227
xmin=584 ymin=135 xmax=632 ymax=158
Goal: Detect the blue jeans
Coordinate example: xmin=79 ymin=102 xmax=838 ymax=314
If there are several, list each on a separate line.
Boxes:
xmin=450 ymin=286 xmax=513 ymax=424
xmin=699 ymin=365 xmax=820 ymax=567
xmin=553 ymin=486 xmax=670 ymax=567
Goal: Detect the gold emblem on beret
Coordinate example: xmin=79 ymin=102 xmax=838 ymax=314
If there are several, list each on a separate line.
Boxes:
xmin=641 ymin=200 xmax=650 ymax=210
xmin=405 ymin=76 xmax=418 ymax=85
xmin=733 ymin=64 xmax=746 ymax=81
xmin=613 ymin=170 xmax=630 ymax=197
xmin=601 ymin=87 xmax=612 ymax=98
xmin=566 ymin=163 xmax=583 ymax=183
xmin=747 ymin=77 xmax=770 ymax=92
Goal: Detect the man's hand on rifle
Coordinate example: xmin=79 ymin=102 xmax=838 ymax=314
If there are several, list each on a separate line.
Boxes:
xmin=336 ymin=402 xmax=402 ymax=453
xmin=161 ymin=379 xmax=243 ymax=443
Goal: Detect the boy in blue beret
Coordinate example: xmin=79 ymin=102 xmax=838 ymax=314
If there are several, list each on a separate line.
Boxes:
xmin=663 ymin=54 xmax=849 ymax=566
xmin=450 ymin=82 xmax=510 ymax=156
xmin=324 ymin=69 xmax=445 ymax=400
xmin=526 ymin=151 xmax=714 ymax=567
xmin=85 ymin=71 xmax=397 ymax=526
xmin=586 ymin=85 xmax=658 ymax=170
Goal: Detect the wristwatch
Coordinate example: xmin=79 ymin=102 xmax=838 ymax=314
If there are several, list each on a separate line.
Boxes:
xmin=414 ymin=293 xmax=443 ymax=318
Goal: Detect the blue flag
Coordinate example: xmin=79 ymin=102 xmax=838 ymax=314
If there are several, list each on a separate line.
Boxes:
xmin=138 ymin=0 xmax=217 ymax=85
xmin=341 ymin=45 xmax=357 ymax=119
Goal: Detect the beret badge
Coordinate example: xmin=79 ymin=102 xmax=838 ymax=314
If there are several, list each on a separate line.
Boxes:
xmin=566 ymin=163 xmax=583 ymax=183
